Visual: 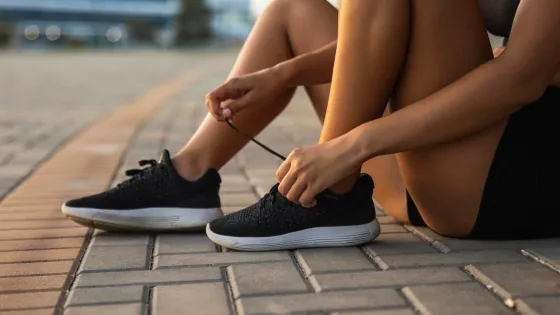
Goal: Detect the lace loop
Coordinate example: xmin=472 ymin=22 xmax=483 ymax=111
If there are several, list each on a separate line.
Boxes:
xmin=124 ymin=159 xmax=158 ymax=177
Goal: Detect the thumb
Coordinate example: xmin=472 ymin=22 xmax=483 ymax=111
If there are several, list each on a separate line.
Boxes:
xmin=208 ymin=79 xmax=247 ymax=113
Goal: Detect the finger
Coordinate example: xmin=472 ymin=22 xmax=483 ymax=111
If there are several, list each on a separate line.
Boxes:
xmin=299 ymin=187 xmax=318 ymax=208
xmin=276 ymin=160 xmax=291 ymax=182
xmin=208 ymin=80 xmax=244 ymax=117
xmin=221 ymin=92 xmax=254 ymax=118
xmin=278 ymin=169 xmax=297 ymax=198
xmin=205 ymin=94 xmax=224 ymax=121
xmin=286 ymin=179 xmax=307 ymax=204
xmin=222 ymin=108 xmax=232 ymax=119
xmin=218 ymin=78 xmax=246 ymax=101
xmin=206 ymin=89 xmax=227 ymax=120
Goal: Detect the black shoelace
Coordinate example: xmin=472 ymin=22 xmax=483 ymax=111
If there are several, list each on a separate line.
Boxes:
xmin=226 ymin=121 xmax=338 ymax=207
xmin=226 ymin=120 xmax=286 ymax=161
xmin=117 ymin=159 xmax=160 ymax=190
xmin=124 ymin=160 xmax=158 ymax=176
xmin=225 ymin=120 xmax=291 ymax=209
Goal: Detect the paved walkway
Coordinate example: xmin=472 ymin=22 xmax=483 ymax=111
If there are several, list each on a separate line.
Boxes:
xmin=0 ymin=51 xmax=559 ymax=315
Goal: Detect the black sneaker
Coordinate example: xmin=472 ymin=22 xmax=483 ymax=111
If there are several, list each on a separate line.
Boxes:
xmin=62 ymin=150 xmax=222 ymax=231
xmin=206 ymin=174 xmax=380 ymax=251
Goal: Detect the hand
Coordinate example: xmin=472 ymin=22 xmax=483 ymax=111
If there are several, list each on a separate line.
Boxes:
xmin=205 ymin=67 xmax=288 ymax=121
xmin=275 ymin=137 xmax=361 ymax=208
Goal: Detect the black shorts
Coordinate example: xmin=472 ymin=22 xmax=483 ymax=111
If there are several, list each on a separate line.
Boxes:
xmin=407 ymin=87 xmax=560 ymax=239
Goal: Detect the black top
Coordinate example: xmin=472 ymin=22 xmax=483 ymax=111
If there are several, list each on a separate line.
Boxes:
xmin=479 ymin=0 xmax=521 ymax=38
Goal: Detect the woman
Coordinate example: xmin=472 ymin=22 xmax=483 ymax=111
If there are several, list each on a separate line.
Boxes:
xmin=62 ymin=0 xmax=560 ymax=251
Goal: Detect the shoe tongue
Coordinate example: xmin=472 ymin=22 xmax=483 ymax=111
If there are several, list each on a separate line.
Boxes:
xmin=159 ymin=149 xmax=172 ymax=165
xmin=158 ymin=149 xmax=180 ymax=177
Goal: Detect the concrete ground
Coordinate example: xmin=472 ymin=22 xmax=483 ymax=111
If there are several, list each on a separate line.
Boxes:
xmin=0 ymin=51 xmax=559 ymax=315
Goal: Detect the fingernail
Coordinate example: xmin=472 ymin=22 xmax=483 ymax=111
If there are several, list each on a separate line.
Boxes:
xmin=222 ymin=108 xmax=231 ymax=117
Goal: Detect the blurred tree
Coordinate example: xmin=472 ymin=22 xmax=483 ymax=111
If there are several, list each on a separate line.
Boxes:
xmin=0 ymin=20 xmax=13 ymax=48
xmin=175 ymin=0 xmax=213 ymax=45
xmin=126 ymin=19 xmax=155 ymax=43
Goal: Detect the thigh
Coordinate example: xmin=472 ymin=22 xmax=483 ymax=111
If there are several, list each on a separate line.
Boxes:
xmin=391 ymin=0 xmax=503 ymax=237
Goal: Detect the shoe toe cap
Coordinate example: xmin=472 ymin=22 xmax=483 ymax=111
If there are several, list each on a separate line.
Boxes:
xmin=63 ymin=196 xmax=91 ymax=209
xmin=63 ymin=193 xmax=110 ymax=209
xmin=208 ymin=216 xmax=229 ymax=234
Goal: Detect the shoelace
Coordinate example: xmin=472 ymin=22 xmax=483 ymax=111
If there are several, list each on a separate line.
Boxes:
xmin=226 ymin=120 xmax=289 ymax=210
xmin=226 ymin=120 xmax=286 ymax=161
xmin=124 ymin=159 xmax=158 ymax=176
xmin=227 ymin=121 xmax=339 ymax=206
xmin=117 ymin=159 xmax=159 ymax=190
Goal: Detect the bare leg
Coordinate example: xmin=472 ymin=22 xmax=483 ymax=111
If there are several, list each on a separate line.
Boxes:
xmin=317 ymin=0 xmax=498 ymax=236
xmin=173 ymin=0 xmax=337 ymax=180
xmin=362 ymin=108 xmax=409 ymax=223
xmin=392 ymin=0 xmax=499 ymax=237
xmin=318 ymin=0 xmax=411 ymax=194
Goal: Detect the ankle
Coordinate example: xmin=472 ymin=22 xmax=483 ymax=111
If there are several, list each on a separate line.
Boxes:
xmin=328 ymin=174 xmax=359 ymax=195
xmin=171 ymin=155 xmax=208 ymax=182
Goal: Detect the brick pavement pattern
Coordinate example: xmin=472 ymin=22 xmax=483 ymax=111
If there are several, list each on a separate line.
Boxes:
xmin=0 ymin=51 xmax=559 ymax=315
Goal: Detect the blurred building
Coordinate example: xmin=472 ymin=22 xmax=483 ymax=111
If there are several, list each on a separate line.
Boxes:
xmin=207 ymin=0 xmax=251 ymax=42
xmin=0 ymin=0 xmax=181 ymax=49
xmin=0 ymin=0 xmax=257 ymax=49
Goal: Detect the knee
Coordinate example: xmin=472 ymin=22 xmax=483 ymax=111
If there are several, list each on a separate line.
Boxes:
xmin=264 ymin=0 xmax=332 ymax=23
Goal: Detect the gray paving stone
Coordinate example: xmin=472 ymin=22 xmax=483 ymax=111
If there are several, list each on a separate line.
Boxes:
xmin=402 ymin=283 xmax=514 ymax=315
xmin=228 ymin=261 xmax=308 ymax=298
xmin=407 ymin=227 xmax=560 ymax=252
xmin=523 ymin=247 xmax=560 ymax=273
xmin=153 ymin=282 xmax=230 ymax=315
xmin=64 ymin=303 xmax=145 ymax=315
xmin=365 ymin=233 xmax=437 ymax=256
xmin=222 ymin=207 xmax=241 ymax=215
xmin=74 ymin=267 xmax=221 ymax=288
xmin=380 ymin=224 xmax=407 ymax=233
xmin=295 ymin=247 xmax=376 ymax=276
xmin=516 ymin=296 xmax=560 ymax=315
xmin=79 ymin=245 xmax=149 ymax=273
xmin=154 ymin=251 xmax=291 ymax=268
xmin=221 ymin=174 xmax=251 ymax=184
xmin=248 ymin=177 xmax=278 ymax=189
xmin=311 ymin=267 xmax=470 ymax=292
xmin=465 ymin=262 xmax=560 ymax=298
xmin=334 ymin=310 xmax=415 ymax=315
xmin=378 ymin=250 xmax=528 ymax=269
xmin=65 ymin=286 xmax=146 ymax=307
xmin=219 ymin=193 xmax=258 ymax=207
xmin=90 ymin=233 xmax=150 ymax=246
xmin=403 ymin=226 xmax=451 ymax=253
xmin=220 ymin=185 xmax=253 ymax=193
xmin=155 ymin=234 xmax=216 ymax=255
xmin=236 ymin=289 xmax=407 ymax=315
xmin=378 ymin=216 xmax=398 ymax=224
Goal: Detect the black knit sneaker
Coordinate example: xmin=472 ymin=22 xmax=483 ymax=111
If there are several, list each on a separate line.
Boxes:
xmin=206 ymin=174 xmax=380 ymax=251
xmin=62 ymin=150 xmax=222 ymax=231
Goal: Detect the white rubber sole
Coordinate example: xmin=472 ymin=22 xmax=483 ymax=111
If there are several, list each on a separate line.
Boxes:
xmin=206 ymin=219 xmax=381 ymax=251
xmin=62 ymin=204 xmax=223 ymax=231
